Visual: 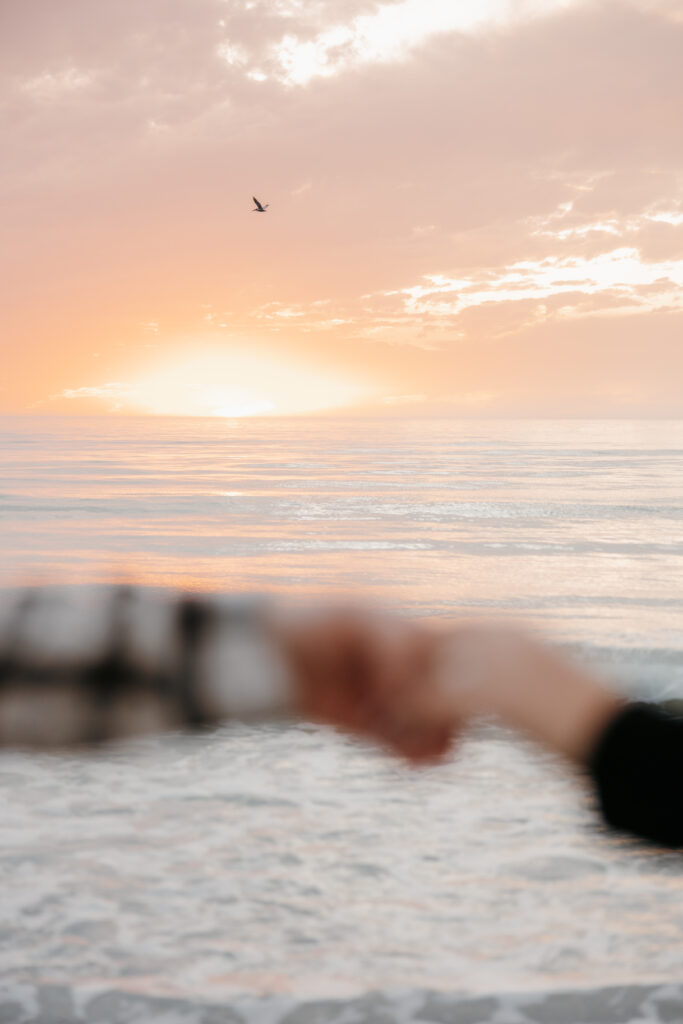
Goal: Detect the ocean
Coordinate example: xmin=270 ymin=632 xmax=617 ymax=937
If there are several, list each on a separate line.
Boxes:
xmin=1 ymin=415 xmax=682 ymax=1023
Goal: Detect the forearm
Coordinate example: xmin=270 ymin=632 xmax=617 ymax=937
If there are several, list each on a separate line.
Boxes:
xmin=0 ymin=585 xmax=292 ymax=748
xmin=433 ymin=626 xmax=623 ymax=763
xmin=482 ymin=635 xmax=623 ymax=765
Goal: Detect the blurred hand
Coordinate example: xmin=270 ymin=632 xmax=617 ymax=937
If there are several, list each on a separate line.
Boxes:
xmin=271 ymin=605 xmax=458 ymax=763
xmin=272 ymin=608 xmax=621 ymax=766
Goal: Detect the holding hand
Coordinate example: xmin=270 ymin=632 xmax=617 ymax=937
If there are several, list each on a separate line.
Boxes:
xmin=270 ymin=604 xmax=457 ymax=763
xmin=273 ymin=609 xmax=622 ymax=768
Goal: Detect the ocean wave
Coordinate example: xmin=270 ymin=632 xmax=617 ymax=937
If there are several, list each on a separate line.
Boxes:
xmin=3 ymin=982 xmax=682 ymax=1024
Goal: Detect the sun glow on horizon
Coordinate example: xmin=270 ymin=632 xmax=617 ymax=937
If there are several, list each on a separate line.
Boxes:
xmin=115 ymin=345 xmax=374 ymax=418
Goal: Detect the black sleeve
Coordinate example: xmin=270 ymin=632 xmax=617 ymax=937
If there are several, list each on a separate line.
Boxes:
xmin=588 ymin=702 xmax=683 ymax=848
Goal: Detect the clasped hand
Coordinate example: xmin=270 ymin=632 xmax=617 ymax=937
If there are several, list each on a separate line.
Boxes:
xmin=270 ymin=606 xmax=620 ymax=767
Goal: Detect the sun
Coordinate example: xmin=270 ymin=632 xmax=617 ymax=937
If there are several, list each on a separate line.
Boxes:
xmin=127 ymin=344 xmax=373 ymax=417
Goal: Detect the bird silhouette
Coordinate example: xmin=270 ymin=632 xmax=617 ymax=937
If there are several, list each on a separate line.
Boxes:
xmin=252 ymin=196 xmax=269 ymax=212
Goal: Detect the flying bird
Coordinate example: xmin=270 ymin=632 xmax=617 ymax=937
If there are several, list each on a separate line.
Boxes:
xmin=252 ymin=196 xmax=269 ymax=212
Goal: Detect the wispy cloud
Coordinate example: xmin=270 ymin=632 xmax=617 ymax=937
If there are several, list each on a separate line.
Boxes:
xmin=56 ymin=382 xmax=138 ymax=412
xmin=389 ymin=248 xmax=683 ymax=321
xmin=58 ymin=382 xmax=135 ymax=401
xmin=256 ymin=0 xmax=583 ymax=85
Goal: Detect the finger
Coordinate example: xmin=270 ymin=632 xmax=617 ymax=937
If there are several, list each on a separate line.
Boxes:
xmin=382 ymin=721 xmax=459 ymax=764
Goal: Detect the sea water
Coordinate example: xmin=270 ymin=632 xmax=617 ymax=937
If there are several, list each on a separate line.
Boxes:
xmin=1 ymin=416 xmax=682 ymax=1023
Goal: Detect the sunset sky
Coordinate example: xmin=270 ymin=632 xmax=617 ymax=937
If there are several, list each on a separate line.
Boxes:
xmin=2 ymin=0 xmax=683 ymax=417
